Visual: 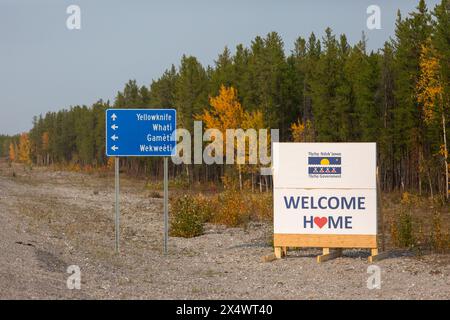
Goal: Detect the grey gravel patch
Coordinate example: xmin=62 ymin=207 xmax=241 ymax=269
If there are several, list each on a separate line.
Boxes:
xmin=35 ymin=249 xmax=67 ymax=273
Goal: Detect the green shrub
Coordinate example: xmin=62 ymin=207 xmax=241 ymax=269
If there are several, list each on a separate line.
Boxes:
xmin=430 ymin=211 xmax=450 ymax=253
xmin=169 ymin=194 xmax=213 ymax=238
xmin=170 ymin=175 xmax=190 ymax=189
xmin=145 ymin=175 xmax=189 ymax=191
xmin=145 ymin=180 xmax=162 ymax=190
xmin=149 ymin=191 xmax=162 ymax=198
xmin=397 ymin=210 xmax=415 ymax=248
xmin=388 ymin=192 xmax=416 ymax=248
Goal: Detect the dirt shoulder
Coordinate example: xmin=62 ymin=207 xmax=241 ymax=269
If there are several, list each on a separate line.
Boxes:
xmin=0 ymin=161 xmax=449 ymax=299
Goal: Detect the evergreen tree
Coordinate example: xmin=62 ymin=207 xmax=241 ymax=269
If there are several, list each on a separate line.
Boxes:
xmin=392 ymin=0 xmax=432 ymax=190
xmin=174 ymin=55 xmax=208 ymax=132
xmin=310 ymin=28 xmax=341 ymax=141
xmin=150 ymin=65 xmax=178 ymax=109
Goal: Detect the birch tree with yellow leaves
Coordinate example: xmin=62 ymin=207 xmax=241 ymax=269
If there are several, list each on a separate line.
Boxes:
xmin=417 ymin=39 xmax=448 ymax=199
xmin=18 ymin=133 xmax=31 ymax=165
xmin=196 ymin=85 xmax=244 ymax=188
xmin=197 ymin=85 xmax=269 ymax=191
xmin=9 ymin=142 xmax=16 ymax=162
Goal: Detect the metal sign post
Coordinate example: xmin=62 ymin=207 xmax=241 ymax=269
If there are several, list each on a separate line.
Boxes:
xmin=105 ymin=109 xmax=176 ymax=254
xmin=164 ymin=157 xmax=169 ymax=255
xmin=115 ymin=156 xmax=120 ymax=253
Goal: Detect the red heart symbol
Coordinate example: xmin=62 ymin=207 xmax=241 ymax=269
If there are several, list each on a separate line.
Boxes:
xmin=314 ymin=217 xmax=327 ymax=228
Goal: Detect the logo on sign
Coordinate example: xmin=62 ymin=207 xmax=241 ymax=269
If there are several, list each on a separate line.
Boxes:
xmin=308 ymin=152 xmax=342 ymax=178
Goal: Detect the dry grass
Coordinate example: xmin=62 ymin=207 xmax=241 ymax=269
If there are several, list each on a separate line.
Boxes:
xmin=383 ymin=192 xmax=450 ymax=253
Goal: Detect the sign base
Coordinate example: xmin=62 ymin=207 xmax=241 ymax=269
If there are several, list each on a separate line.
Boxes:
xmin=273 ymin=234 xmax=383 ymax=263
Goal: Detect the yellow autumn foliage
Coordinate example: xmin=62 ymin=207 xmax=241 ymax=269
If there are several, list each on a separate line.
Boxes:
xmin=196 ymin=85 xmax=269 ymax=166
xmin=291 ymin=119 xmax=314 ymax=142
xmin=196 ymin=85 xmax=244 ymax=144
xmin=417 ymin=40 xmax=443 ymax=124
xmin=9 ymin=142 xmax=16 ymax=162
xmin=18 ymin=133 xmax=31 ymax=164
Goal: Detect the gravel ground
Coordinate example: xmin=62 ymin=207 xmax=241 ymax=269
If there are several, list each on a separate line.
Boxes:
xmin=0 ymin=161 xmax=449 ymax=299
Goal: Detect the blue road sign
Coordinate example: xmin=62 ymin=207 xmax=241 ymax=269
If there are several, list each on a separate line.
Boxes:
xmin=105 ymin=109 xmax=176 ymax=157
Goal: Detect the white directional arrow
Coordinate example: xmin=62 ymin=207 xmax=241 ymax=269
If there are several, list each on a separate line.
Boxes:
xmin=111 ymin=145 xmax=119 ymax=151
xmin=111 ymin=124 xmax=119 ymax=130
xmin=111 ymin=113 xmax=117 ymax=121
xmin=111 ymin=134 xmax=119 ymax=141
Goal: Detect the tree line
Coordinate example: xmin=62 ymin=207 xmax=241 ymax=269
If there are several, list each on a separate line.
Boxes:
xmin=2 ymin=0 xmax=449 ymax=199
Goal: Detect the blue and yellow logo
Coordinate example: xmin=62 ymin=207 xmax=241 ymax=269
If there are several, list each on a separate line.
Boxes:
xmin=308 ymin=157 xmax=341 ymax=175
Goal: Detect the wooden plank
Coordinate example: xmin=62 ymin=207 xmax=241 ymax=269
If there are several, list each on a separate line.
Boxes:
xmin=317 ymin=248 xmax=342 ymax=263
xmin=274 ymin=234 xmax=377 ymax=248
xmin=261 ymin=254 xmax=277 ymax=263
xmin=274 ymin=247 xmax=283 ymax=259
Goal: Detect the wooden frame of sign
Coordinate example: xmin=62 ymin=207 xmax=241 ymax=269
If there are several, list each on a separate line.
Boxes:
xmin=272 ymin=143 xmax=386 ymax=263
xmin=273 ymin=234 xmax=382 ymax=263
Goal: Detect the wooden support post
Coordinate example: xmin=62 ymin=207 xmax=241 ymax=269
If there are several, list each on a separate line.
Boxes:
xmin=274 ymin=247 xmax=283 ymax=259
xmin=282 ymin=246 xmax=287 ymax=257
xmin=368 ymin=248 xmax=388 ymax=262
xmin=369 ymin=248 xmax=378 ymax=263
xmin=317 ymin=248 xmax=342 ymax=263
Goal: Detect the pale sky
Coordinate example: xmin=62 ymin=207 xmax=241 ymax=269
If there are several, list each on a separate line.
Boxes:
xmin=0 ymin=0 xmax=441 ymax=135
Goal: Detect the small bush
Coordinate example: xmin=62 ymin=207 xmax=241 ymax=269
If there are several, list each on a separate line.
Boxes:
xmin=169 ymin=194 xmax=213 ymax=238
xmin=387 ymin=192 xmax=449 ymax=253
xmin=83 ymin=164 xmax=94 ymax=174
xmin=145 ymin=180 xmax=162 ymax=190
xmin=194 ymin=194 xmax=214 ymax=223
xmin=398 ymin=211 xmax=415 ymax=247
xmin=389 ymin=216 xmax=398 ymax=246
xmin=246 ymin=193 xmax=273 ymax=222
xmin=145 ymin=176 xmax=189 ymax=191
xmin=388 ymin=192 xmax=417 ymax=248
xmin=205 ymin=184 xmax=274 ymax=227
xmin=415 ymin=221 xmax=426 ymax=248
xmin=430 ymin=211 xmax=450 ymax=253
xmin=391 ymin=209 xmax=416 ymax=248
xmin=170 ymin=175 xmax=190 ymax=189
xmin=149 ymin=191 xmax=162 ymax=198
xmin=213 ymin=190 xmax=250 ymax=227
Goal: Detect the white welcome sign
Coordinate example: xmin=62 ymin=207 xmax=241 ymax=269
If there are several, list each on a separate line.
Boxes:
xmin=272 ymin=142 xmax=377 ymax=250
